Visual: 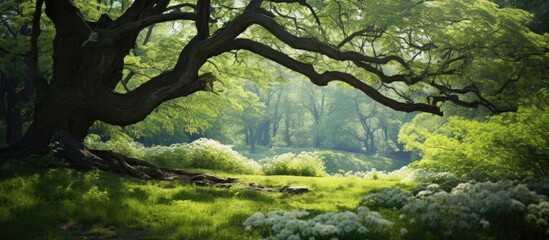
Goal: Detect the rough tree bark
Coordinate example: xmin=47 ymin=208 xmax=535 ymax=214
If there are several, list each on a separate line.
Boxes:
xmin=1 ymin=75 xmax=28 ymax=144
xmin=0 ymin=0 xmax=510 ymax=181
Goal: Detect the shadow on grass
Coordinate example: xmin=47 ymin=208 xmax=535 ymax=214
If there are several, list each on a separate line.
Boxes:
xmin=171 ymin=187 xmax=276 ymax=204
xmin=0 ymin=163 xmax=275 ymax=239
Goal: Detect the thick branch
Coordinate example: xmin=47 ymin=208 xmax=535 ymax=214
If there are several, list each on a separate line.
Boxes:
xmin=337 ymin=26 xmax=384 ymax=48
xmin=92 ymin=72 xmax=214 ymax=126
xmin=110 ymin=12 xmax=197 ymax=41
xmin=28 ymin=0 xmax=44 ymax=67
xmin=25 ymin=0 xmax=49 ymax=98
xmin=44 ymin=0 xmax=90 ymax=31
xmin=92 ymin=8 xmax=262 ymax=125
xmin=219 ymin=39 xmax=443 ymax=115
xmin=112 ymin=0 xmax=170 ymax=28
xmin=268 ymin=0 xmax=321 ymax=28
xmin=246 ymin=13 xmax=412 ymax=74
xmin=196 ymin=0 xmax=211 ymax=39
xmin=44 ymin=0 xmax=91 ymax=87
xmin=430 ymin=84 xmax=515 ymax=113
xmin=166 ymin=3 xmax=197 ymax=12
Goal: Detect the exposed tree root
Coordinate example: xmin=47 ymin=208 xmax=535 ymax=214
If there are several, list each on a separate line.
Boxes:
xmin=50 ymin=130 xmax=236 ymax=187
xmin=244 ymin=183 xmax=309 ymax=194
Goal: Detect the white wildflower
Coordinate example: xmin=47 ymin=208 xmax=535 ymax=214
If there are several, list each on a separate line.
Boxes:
xmin=479 ymin=218 xmax=490 ymax=229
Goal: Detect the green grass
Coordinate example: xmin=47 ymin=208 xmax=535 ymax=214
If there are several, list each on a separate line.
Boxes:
xmin=232 ymin=145 xmax=411 ymax=172
xmin=0 ymin=163 xmax=412 ymax=239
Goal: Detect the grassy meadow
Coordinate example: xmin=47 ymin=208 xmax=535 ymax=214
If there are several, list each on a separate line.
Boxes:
xmin=0 ymin=162 xmax=409 ymax=239
xmin=2 ymin=141 xmax=547 ymax=240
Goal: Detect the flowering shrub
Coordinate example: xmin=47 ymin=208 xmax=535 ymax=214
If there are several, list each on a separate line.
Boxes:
xmin=85 ymin=133 xmax=146 ymax=158
xmin=411 ymin=183 xmax=442 ymax=198
xmin=260 ymin=152 xmax=326 ymax=177
xmin=401 ymin=181 xmax=548 ymax=239
xmin=85 ymin=136 xmax=261 ymax=174
xmin=521 ymin=177 xmax=549 ymax=196
xmin=360 ymin=188 xmax=413 ymax=210
xmin=329 ymin=166 xmax=419 ymax=183
xmin=243 ymin=207 xmax=393 ymax=239
xmin=144 ymin=138 xmax=262 ymax=174
xmin=526 ymin=201 xmax=549 ymax=236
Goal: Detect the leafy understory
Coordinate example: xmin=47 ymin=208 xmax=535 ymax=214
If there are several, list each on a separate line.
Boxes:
xmin=85 ymin=137 xmax=408 ymax=177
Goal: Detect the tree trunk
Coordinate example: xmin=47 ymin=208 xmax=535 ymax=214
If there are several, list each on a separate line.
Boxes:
xmin=259 ymin=120 xmax=271 ymax=147
xmin=4 ymin=108 xmax=23 ymax=144
xmin=245 ymin=126 xmax=258 ymax=153
xmin=1 ymin=88 xmax=93 ymax=158
xmin=1 ymin=75 xmax=32 ymax=144
xmin=271 ymin=90 xmax=283 ymax=138
xmin=1 ymin=95 xmax=235 ymax=185
xmin=313 ymin=126 xmax=322 ymax=148
xmin=283 ymin=112 xmax=292 ymax=146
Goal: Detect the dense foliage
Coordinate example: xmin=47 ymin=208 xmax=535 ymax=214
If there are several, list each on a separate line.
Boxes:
xmin=399 ymin=92 xmax=549 ymax=177
xmin=2 ymin=0 xmax=547 ymax=159
xmin=86 ymin=135 xmax=415 ymax=176
xmin=87 ymin=136 xmax=262 ymax=174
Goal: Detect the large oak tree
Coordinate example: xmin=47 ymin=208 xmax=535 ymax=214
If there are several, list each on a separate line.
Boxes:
xmin=0 ymin=0 xmax=546 ymax=179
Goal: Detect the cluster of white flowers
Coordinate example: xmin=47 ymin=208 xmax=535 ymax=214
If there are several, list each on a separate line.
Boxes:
xmin=414 ymin=170 xmax=458 ymax=183
xmin=521 ymin=177 xmax=549 ymax=197
xmin=360 ymin=188 xmax=413 ymax=209
xmin=329 ymin=166 xmax=421 ymax=183
xmin=401 ymin=181 xmax=548 ymax=238
xmin=328 ymin=167 xmax=472 ymax=186
xmin=412 ymin=183 xmax=443 ymax=198
xmin=526 ymin=201 xmax=549 ymax=235
xmin=144 ymin=138 xmax=262 ymax=174
xmin=243 ymin=207 xmax=393 ymax=239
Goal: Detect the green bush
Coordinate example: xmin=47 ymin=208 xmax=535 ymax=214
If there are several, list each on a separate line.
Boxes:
xmin=401 ymin=181 xmax=549 ymax=240
xmin=86 ymin=136 xmax=262 ymax=174
xmin=360 ymin=188 xmax=413 ymax=210
xmin=260 ymin=152 xmax=326 ymax=177
xmin=144 ymin=139 xmax=262 ymax=174
xmin=85 ymin=133 xmax=146 ymax=159
xmin=243 ymin=207 xmax=394 ymax=240
xmin=399 ymin=94 xmax=549 ymax=177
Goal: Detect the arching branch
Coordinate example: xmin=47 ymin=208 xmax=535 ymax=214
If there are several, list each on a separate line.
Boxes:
xmin=217 ymin=39 xmax=443 ymax=115
xmin=243 ymin=13 xmax=415 ymax=80
xmin=112 ymin=0 xmax=170 ymax=28
xmin=268 ymin=0 xmax=322 ymax=28
xmin=166 ymin=3 xmax=197 ymax=12
xmin=337 ymin=26 xmax=384 ymax=48
xmin=109 ymin=12 xmax=197 ymax=41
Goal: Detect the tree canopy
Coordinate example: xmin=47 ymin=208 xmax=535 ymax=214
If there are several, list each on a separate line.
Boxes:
xmin=0 ymin=0 xmax=547 ymax=178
